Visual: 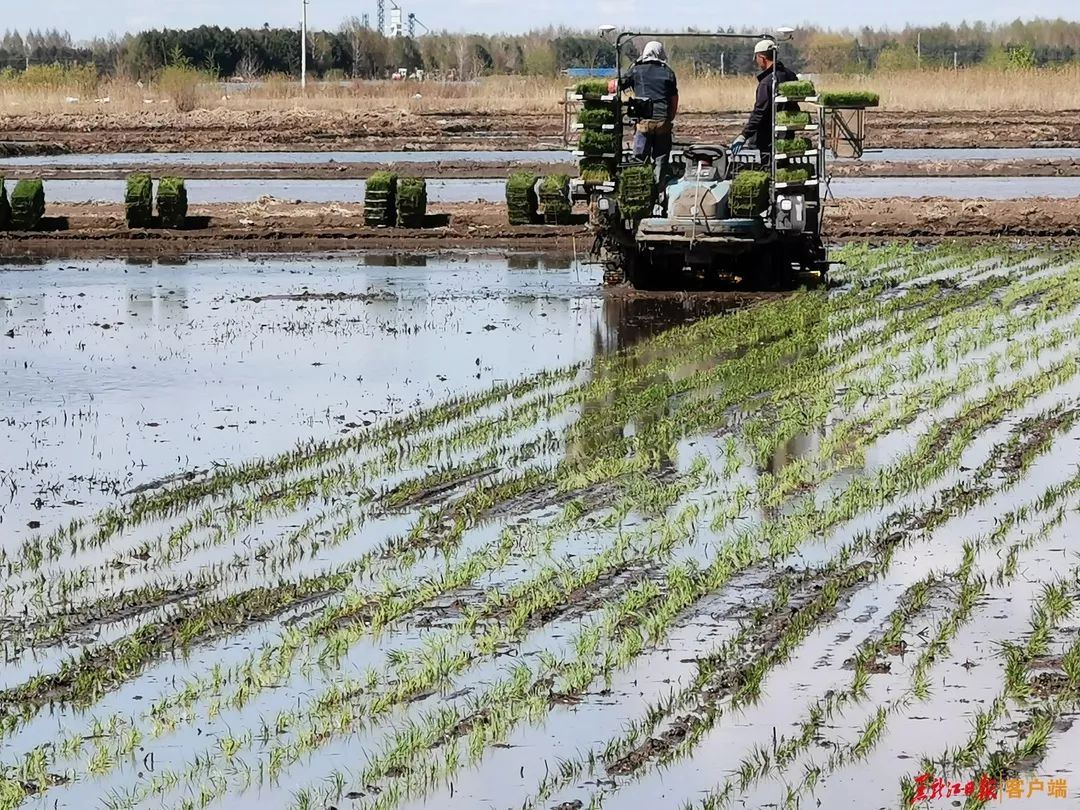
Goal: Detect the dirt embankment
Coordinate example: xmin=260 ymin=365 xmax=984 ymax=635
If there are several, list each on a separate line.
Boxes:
xmin=1 ymin=198 xmax=1076 ymax=259
xmin=830 ymin=158 xmax=1080 ymax=178
xmin=0 ymin=141 xmax=68 ymax=157
xmin=7 ymin=158 xmax=1080 ymax=181
xmin=2 ymin=109 xmax=1079 ymax=153
xmin=1 ymin=160 xmax=570 ymax=181
xmin=825 ymin=197 xmax=1080 ymax=238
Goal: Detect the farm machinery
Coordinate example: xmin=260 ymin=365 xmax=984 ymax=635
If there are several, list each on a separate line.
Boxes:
xmin=530 ymin=30 xmax=874 ymax=289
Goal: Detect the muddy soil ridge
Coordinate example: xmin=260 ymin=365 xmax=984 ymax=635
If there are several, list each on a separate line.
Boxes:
xmin=2 ymin=109 xmax=1079 ymax=153
xmin=7 ymin=157 xmax=1080 ymax=181
xmin=1 ymin=198 xmax=1077 ymax=259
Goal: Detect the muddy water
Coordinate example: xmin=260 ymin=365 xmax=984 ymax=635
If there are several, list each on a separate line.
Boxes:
xmin=0 ymin=257 xmax=739 ymax=548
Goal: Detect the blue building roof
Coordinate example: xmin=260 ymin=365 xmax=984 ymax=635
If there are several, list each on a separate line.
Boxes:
xmin=562 ymin=68 xmax=618 ymax=78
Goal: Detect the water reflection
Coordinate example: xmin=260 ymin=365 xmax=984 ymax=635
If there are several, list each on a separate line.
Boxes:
xmin=364 ymin=254 xmax=429 ymax=268
xmin=506 ymin=255 xmax=541 ymax=271
xmin=573 ymin=292 xmax=829 ymax=487
xmin=594 ymin=293 xmax=742 ymax=355
xmin=569 ymin=294 xmax=744 ymax=467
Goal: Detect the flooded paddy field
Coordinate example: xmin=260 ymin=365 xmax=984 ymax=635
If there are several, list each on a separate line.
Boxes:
xmin=3 ymin=242 xmax=1080 ymax=810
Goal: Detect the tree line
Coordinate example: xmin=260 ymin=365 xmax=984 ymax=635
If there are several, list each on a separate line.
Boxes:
xmin=2 ymin=19 xmax=1079 ymax=81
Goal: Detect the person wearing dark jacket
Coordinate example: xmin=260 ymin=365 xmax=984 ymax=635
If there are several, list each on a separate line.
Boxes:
xmin=609 ymin=40 xmax=679 ymax=168
xmin=732 ymin=39 xmax=799 ymax=154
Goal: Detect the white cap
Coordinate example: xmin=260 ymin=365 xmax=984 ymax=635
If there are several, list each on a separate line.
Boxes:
xmin=754 ymin=39 xmax=776 ymax=55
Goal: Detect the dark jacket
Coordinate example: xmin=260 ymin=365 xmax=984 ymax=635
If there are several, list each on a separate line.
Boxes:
xmin=619 ymin=60 xmax=678 ymax=121
xmin=742 ymin=60 xmax=799 ymax=147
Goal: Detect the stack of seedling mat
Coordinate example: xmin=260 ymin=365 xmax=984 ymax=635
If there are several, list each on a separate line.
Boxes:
xmin=0 ymin=179 xmax=9 ymax=229
xmin=579 ymin=159 xmax=614 ymax=185
xmin=775 ymin=138 xmax=813 ymax=155
xmin=157 ymin=177 xmax=187 ymax=229
xmin=776 ymin=110 xmax=812 ymax=128
xmin=396 ymin=177 xmax=427 ymax=227
xmin=729 ymin=171 xmax=770 ymax=217
xmin=505 ymin=172 xmax=540 ymax=225
xmin=364 ymin=171 xmax=398 ymax=226
xmin=774 ymin=82 xmax=818 ymax=187
xmin=820 ymin=90 xmax=880 ymax=108
xmin=125 ymin=173 xmax=153 ymax=228
xmin=615 ymin=164 xmax=656 ymax=221
xmin=574 ymin=80 xmax=619 ymax=186
xmin=778 ymin=80 xmax=817 ymax=99
xmin=539 ymin=175 xmax=572 ymax=225
xmin=10 ymin=179 xmax=45 ymax=230
xmin=776 ymin=167 xmax=813 ymax=184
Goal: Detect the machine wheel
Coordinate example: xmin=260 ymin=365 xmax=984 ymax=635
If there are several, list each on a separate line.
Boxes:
xmin=736 ymin=246 xmax=791 ymax=291
xmin=626 ymin=247 xmax=665 ymax=290
xmin=590 ymin=197 xmax=633 ymax=286
xmin=773 ymin=247 xmax=801 ymax=291
xmin=601 ymin=246 xmax=627 ymax=286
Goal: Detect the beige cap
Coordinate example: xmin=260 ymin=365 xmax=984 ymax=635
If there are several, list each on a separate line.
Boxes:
xmin=754 ymin=39 xmax=776 ymax=55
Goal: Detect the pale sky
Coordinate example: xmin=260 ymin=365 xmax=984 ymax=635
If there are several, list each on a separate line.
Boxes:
xmin=11 ymin=0 xmax=1078 ymax=40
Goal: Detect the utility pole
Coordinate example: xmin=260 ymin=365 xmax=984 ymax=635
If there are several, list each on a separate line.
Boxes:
xmin=917 ymin=32 xmax=922 ymax=69
xmin=954 ymin=50 xmax=958 ymax=71
xmin=301 ymin=0 xmax=309 ymax=90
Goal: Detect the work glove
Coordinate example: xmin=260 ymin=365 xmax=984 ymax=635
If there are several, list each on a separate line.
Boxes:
xmin=730 ymin=135 xmax=746 ymax=154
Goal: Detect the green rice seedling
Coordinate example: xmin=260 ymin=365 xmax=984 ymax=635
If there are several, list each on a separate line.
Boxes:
xmin=775 ymin=138 xmax=812 ymax=154
xmin=25 ymin=247 xmax=1080 ymax=810
xmin=575 ymin=79 xmax=611 ymax=97
xmin=505 ymin=172 xmax=540 ymax=225
xmin=396 ymin=177 xmax=427 ymax=227
xmin=156 ymin=177 xmax=187 ymax=229
xmin=820 ymin=90 xmax=880 ymax=107
xmin=364 ymin=171 xmax=397 ymax=226
xmin=0 ymin=178 xmax=9 ymax=229
xmin=616 ymin=164 xmax=656 ymax=220
xmin=9 ymin=179 xmax=45 ymax=230
xmin=579 ymin=158 xmax=614 ymax=185
xmin=776 ymin=168 xmax=813 ymax=184
xmin=572 ymin=390 xmax=1080 ymax=806
xmin=779 ymin=80 xmax=816 ymax=98
xmin=776 ymin=110 xmax=812 ymax=127
xmin=729 ymin=171 xmax=769 ymax=217
xmin=579 ymin=129 xmax=618 ymax=155
xmin=577 ymin=106 xmax=616 ymax=127
xmin=539 ymin=174 xmax=573 ymax=225
xmin=125 ymin=173 xmax=153 ymax=228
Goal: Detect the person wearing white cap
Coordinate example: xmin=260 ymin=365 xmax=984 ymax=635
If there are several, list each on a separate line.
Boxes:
xmin=608 ymin=40 xmax=679 ymax=174
xmin=731 ymin=38 xmax=799 ymax=154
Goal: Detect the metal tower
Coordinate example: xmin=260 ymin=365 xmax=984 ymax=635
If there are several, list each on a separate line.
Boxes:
xmin=407 ymin=14 xmax=428 ymax=37
xmin=376 ymin=0 xmax=385 ymax=35
xmin=388 ymin=2 xmax=404 ymax=37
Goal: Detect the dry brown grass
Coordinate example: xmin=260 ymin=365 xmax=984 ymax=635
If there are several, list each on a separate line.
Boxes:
xmin=1 ymin=66 xmax=1078 ymax=116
